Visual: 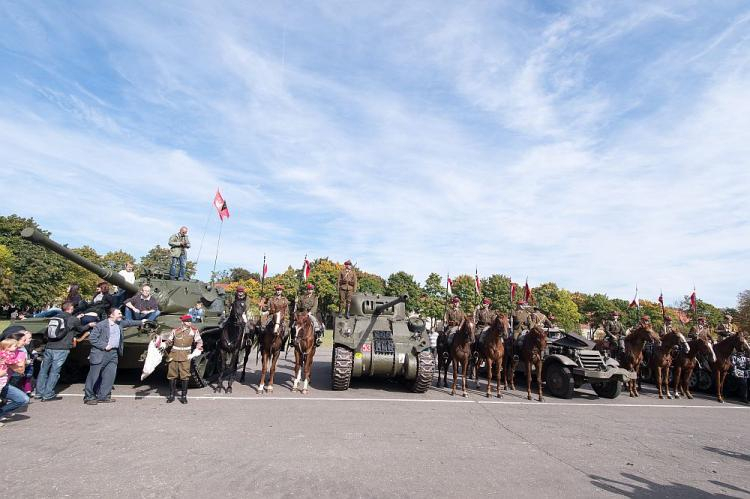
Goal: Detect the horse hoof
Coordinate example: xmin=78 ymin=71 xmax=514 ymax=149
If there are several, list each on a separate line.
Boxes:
xmin=538 ymin=398 xmax=543 ymax=403
xmin=718 ymin=399 xmax=724 ymax=404
xmin=527 ymin=395 xmax=532 ymax=401
xmin=667 ymin=394 xmax=673 ymax=400
xmin=658 ymin=395 xmax=663 ymax=399
xmin=226 ymin=387 xmax=232 ymax=394
xmin=301 ymin=389 xmax=308 ymax=395
xmin=450 ymin=391 xmax=455 ymax=396
xmin=462 ymin=392 xmax=468 ymax=398
xmin=687 ymin=394 xmax=693 ymax=400
xmin=486 ymin=392 xmax=491 ymax=398
xmin=674 ymin=394 xmax=680 ymax=399
xmin=256 ymin=388 xmax=263 ymax=394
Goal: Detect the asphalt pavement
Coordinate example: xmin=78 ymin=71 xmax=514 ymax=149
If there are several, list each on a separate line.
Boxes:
xmin=4 ymin=347 xmax=749 ymax=498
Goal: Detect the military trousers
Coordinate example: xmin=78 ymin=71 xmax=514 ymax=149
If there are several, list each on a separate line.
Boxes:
xmin=167 ymin=360 xmax=190 ymax=380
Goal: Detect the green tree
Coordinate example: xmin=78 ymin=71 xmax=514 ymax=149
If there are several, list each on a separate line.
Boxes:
xmin=674 ymin=296 xmax=724 ymax=329
xmin=0 ymin=243 xmax=14 ymax=303
xmin=139 ymin=245 xmax=196 ymax=279
xmin=531 ymin=282 xmax=581 ymax=333
xmin=452 ymin=274 xmax=480 ymax=313
xmin=480 ymin=274 xmax=512 ymax=314
xmin=101 ymin=250 xmax=137 ymax=274
xmin=579 ymin=293 xmax=618 ymax=328
xmin=357 ymin=270 xmax=386 ymax=295
xmin=307 ymin=258 xmax=341 ymax=321
xmin=385 ymin=271 xmax=422 ymax=313
xmin=736 ymin=290 xmax=750 ymax=333
xmin=421 ymin=273 xmax=446 ymax=321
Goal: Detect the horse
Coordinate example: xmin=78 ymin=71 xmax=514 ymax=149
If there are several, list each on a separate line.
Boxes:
xmin=239 ymin=319 xmax=259 ymax=383
xmin=215 ymin=316 xmax=248 ymax=394
xmin=711 ymin=332 xmax=750 ymax=403
xmin=650 ymin=331 xmax=690 ymax=400
xmin=449 ymin=317 xmax=476 ymax=397
xmin=435 ymin=328 xmax=452 ymax=388
xmin=619 ymin=324 xmax=661 ymax=397
xmin=520 ymin=325 xmax=547 ymax=402
xmin=503 ymin=333 xmax=518 ymax=391
xmin=291 ymin=312 xmax=316 ymax=394
xmin=255 ymin=311 xmax=287 ymax=394
xmin=673 ymin=335 xmax=716 ymax=400
xmin=472 ymin=314 xmax=507 ymax=398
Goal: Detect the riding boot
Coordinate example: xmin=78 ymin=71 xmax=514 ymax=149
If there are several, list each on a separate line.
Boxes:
xmin=180 ymin=380 xmax=188 ymax=404
xmin=167 ymin=379 xmax=176 ymax=403
xmin=345 ymin=304 xmax=350 ymax=319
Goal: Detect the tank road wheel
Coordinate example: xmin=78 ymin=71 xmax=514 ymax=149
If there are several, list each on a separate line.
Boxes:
xmin=332 ymin=346 xmax=353 ymax=391
xmin=409 ymin=351 xmax=435 ymax=393
xmin=592 ymin=380 xmax=622 ymax=399
xmin=545 ymin=363 xmax=574 ymax=399
xmin=190 ymin=351 xmax=218 ymax=388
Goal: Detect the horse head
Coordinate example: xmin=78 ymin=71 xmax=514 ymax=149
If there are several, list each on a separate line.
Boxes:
xmin=460 ymin=316 xmax=476 ymax=342
xmin=492 ymin=313 xmax=509 ymax=336
xmin=295 ymin=312 xmax=313 ymax=337
xmin=631 ymin=324 xmax=661 ymax=347
xmin=692 ymin=335 xmax=716 ymax=363
xmin=528 ymin=325 xmax=547 ymax=349
xmin=662 ymin=331 xmax=689 ymax=353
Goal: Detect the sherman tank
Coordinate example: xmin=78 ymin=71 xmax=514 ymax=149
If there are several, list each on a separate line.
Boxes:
xmin=13 ymin=227 xmax=225 ymax=386
xmin=331 ymin=293 xmax=434 ymax=393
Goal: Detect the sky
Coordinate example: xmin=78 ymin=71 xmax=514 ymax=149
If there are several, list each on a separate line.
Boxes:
xmin=1 ymin=1 xmax=749 ymax=307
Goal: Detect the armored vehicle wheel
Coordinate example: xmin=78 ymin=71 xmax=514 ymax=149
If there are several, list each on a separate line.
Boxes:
xmin=409 ymin=351 xmax=435 ymax=393
xmin=591 ymin=380 xmax=622 ymax=399
xmin=696 ymin=369 xmax=713 ymax=392
xmin=332 ymin=346 xmax=353 ymax=391
xmin=545 ymin=363 xmax=574 ymax=399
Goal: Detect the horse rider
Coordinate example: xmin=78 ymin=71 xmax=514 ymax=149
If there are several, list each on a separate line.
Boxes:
xmin=544 ymin=314 xmax=558 ymax=329
xmin=688 ymin=316 xmax=709 ymax=340
xmin=157 ymin=315 xmax=203 ymax=404
xmin=531 ymin=307 xmax=548 ymax=328
xmin=511 ymin=301 xmax=534 ymax=340
xmin=475 ymin=298 xmax=495 ymax=337
xmin=603 ymin=311 xmax=626 ymax=353
xmin=662 ymin=315 xmax=675 ymax=337
xmin=717 ymin=314 xmax=737 ymax=339
xmin=226 ymin=285 xmax=251 ymax=329
xmin=444 ymin=296 xmax=466 ymax=340
xmin=297 ymin=283 xmax=324 ymax=346
xmin=338 ymin=260 xmax=358 ymax=319
xmin=261 ymin=284 xmax=289 ymax=336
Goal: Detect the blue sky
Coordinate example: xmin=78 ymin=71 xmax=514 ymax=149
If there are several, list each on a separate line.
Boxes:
xmin=1 ymin=1 xmax=749 ymax=307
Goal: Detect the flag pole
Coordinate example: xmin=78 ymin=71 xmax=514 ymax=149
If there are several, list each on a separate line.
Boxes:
xmin=210 ymin=218 xmax=224 ymax=282
xmin=194 ymin=193 xmax=216 ymax=269
xmin=261 ymin=254 xmax=266 ymax=297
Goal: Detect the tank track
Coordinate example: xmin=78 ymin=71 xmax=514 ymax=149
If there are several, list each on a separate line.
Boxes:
xmin=331 ymin=346 xmax=353 ymax=391
xmin=410 ymin=350 xmax=435 ymax=393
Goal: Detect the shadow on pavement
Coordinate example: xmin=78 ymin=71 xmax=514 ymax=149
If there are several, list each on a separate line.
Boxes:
xmin=703 ymin=446 xmax=750 ymax=463
xmin=589 ymin=472 xmax=736 ymax=498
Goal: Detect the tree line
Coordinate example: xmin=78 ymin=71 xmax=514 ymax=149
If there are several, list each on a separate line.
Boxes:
xmin=1 ymin=214 xmax=746 ymax=333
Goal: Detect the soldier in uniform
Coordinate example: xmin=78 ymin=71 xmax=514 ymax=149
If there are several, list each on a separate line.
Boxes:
xmin=603 ymin=311 xmax=626 ymax=352
xmin=262 ymin=284 xmax=289 ymax=336
xmin=159 ymin=315 xmax=203 ymax=404
xmin=544 ymin=314 xmax=557 ymax=329
xmin=511 ymin=301 xmax=534 ymax=339
xmin=475 ymin=298 xmax=495 ymax=335
xmin=444 ymin=297 xmax=466 ymax=338
xmin=688 ymin=316 xmax=709 ymax=340
xmin=297 ymin=283 xmax=323 ymax=346
xmin=717 ymin=314 xmax=737 ymax=339
xmin=661 ymin=315 xmax=674 ymax=337
xmin=531 ymin=307 xmax=548 ymax=328
xmin=226 ymin=285 xmax=252 ymax=344
xmin=337 ymin=260 xmax=358 ymax=319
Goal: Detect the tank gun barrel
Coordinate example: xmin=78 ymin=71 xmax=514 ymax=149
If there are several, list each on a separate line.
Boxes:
xmin=20 ymin=227 xmax=139 ymax=294
xmin=375 ymin=294 xmax=408 ymax=314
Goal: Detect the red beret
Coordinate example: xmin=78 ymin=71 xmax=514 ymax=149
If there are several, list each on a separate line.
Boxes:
xmin=517 ymin=300 xmax=526 ymax=305
xmin=236 ymin=286 xmax=246 ymax=292
xmin=274 ymin=284 xmax=283 ymax=290
xmin=344 ymin=260 xmax=352 ymax=265
xmin=306 ymin=283 xmax=314 ymax=289
xmin=452 ymin=296 xmax=460 ymax=303
xmin=180 ymin=314 xmax=192 ymax=322
xmin=482 ymin=298 xmax=491 ymax=304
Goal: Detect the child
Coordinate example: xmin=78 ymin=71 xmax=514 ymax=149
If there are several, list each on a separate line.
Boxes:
xmin=7 ymin=331 xmax=34 ymax=395
xmin=0 ymin=338 xmax=20 ymax=392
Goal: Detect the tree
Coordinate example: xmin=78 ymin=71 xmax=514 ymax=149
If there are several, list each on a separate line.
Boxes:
xmin=736 ymin=290 xmax=750 ymax=333
xmin=452 ymin=274 xmax=480 ymax=313
xmin=531 ymin=282 xmax=581 ymax=333
xmin=385 ymin=271 xmax=422 ymax=313
xmin=480 ymin=274 xmax=512 ymax=314
xmin=421 ymin=273 xmax=446 ymax=322
xmin=306 ymin=258 xmax=341 ymax=321
xmin=357 ymin=270 xmax=386 ymax=295
xmin=139 ymin=245 xmax=196 ymax=278
xmin=101 ymin=250 xmax=137 ymax=273
xmin=675 ymin=295 xmax=725 ymax=329
xmin=579 ymin=293 xmax=618 ymax=328
xmin=0 ymin=243 xmax=14 ymax=304
xmin=227 ymin=267 xmax=253 ymax=282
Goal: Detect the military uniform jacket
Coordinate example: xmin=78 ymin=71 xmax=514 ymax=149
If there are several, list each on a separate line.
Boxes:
xmin=445 ymin=307 xmax=466 ymax=326
xmin=717 ymin=323 xmax=737 ymax=336
xmin=298 ymin=293 xmax=318 ymax=315
xmin=512 ymin=308 xmax=533 ymax=331
xmin=166 ymin=326 xmax=202 ymax=362
xmin=338 ymin=269 xmax=357 ymax=292
xmin=689 ymin=325 xmax=708 ymax=338
xmin=603 ymin=320 xmax=626 ymax=337
xmin=168 ymin=233 xmax=190 ymax=258
xmin=265 ymin=295 xmax=289 ymax=322
xmin=476 ymin=307 xmax=495 ymax=326
xmin=532 ymin=311 xmax=548 ymax=327
xmin=227 ymin=297 xmax=250 ymax=323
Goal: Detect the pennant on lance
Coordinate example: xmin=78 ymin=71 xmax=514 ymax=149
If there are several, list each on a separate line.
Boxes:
xmin=302 ymin=256 xmax=310 ymax=281
xmin=213 ymin=190 xmax=230 ymax=221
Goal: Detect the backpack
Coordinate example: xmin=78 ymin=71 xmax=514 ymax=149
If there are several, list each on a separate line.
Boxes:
xmin=46 ymin=316 xmax=68 ymax=341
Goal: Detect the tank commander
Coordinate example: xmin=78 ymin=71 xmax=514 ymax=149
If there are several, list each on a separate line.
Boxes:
xmin=337 ymin=260 xmax=357 ymax=319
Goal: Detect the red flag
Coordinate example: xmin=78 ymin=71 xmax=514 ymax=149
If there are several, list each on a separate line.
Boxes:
xmin=629 ymin=287 xmax=639 ymax=309
xmin=447 ymin=275 xmax=453 ymax=296
xmin=213 ymin=190 xmax=230 ymax=221
xmin=658 ymin=291 xmax=665 ymax=315
xmin=302 ymin=256 xmax=310 ymax=281
xmin=474 ymin=268 xmax=481 ymax=295
xmin=524 ymin=279 xmax=533 ymax=304
xmin=262 ymin=255 xmax=268 ymax=282
xmin=510 ymin=282 xmax=517 ymax=303
xmin=690 ymin=288 xmax=697 ymax=312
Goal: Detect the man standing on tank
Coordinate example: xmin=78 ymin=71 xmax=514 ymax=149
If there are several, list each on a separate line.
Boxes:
xmin=168 ymin=226 xmax=190 ymax=280
xmin=337 ymin=260 xmax=357 ymax=319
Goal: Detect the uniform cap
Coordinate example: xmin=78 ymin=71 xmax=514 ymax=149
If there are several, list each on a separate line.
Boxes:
xmin=274 ymin=284 xmax=284 ymax=291
xmin=611 ymin=311 xmax=620 ymax=317
xmin=452 ymin=296 xmax=460 ymax=303
xmin=344 ymin=260 xmax=352 ymax=266
xmin=725 ymin=314 xmax=732 ymax=319
xmin=306 ymin=283 xmax=314 ymax=289
xmin=664 ymin=316 xmax=672 ymax=322
xmin=482 ymin=298 xmax=491 ymax=304
xmin=641 ymin=315 xmax=651 ymax=321
xmin=516 ymin=300 xmax=526 ymax=305
xmin=180 ymin=314 xmax=192 ymax=322
xmin=236 ymin=286 xmax=246 ymax=292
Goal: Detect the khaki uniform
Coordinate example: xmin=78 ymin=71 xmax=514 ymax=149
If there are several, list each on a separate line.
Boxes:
xmin=688 ymin=324 xmax=708 ymax=339
xmin=263 ymin=295 xmax=289 ymax=329
xmin=512 ymin=307 xmax=534 ymax=338
xmin=603 ymin=319 xmax=626 ymax=342
xmin=532 ymin=310 xmax=548 ymax=328
xmin=476 ymin=307 xmax=495 ymax=332
xmin=165 ymin=326 xmax=203 ymax=380
xmin=297 ymin=292 xmax=319 ymax=315
xmin=717 ymin=322 xmax=737 ymax=338
xmin=444 ymin=307 xmax=466 ymax=328
xmin=338 ymin=268 xmax=358 ymax=311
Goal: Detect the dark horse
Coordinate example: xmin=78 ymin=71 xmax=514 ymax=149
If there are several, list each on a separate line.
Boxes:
xmin=617 ymin=324 xmax=661 ymax=397
xmin=673 ymin=335 xmax=715 ymax=400
xmin=472 ymin=314 xmax=508 ymax=398
xmin=291 ymin=312 xmax=316 ymax=394
xmin=520 ymin=326 xmax=547 ymax=402
xmin=436 ymin=328 xmax=452 ymax=388
xmin=450 ymin=318 xmax=476 ymax=397
xmin=650 ymin=331 xmax=690 ymax=400
xmin=712 ymin=332 xmax=750 ymax=403
xmin=256 ymin=311 xmax=287 ymax=394
xmin=215 ymin=314 xmax=249 ymax=394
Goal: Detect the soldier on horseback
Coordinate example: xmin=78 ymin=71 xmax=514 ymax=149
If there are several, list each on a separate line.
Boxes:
xmin=603 ymin=311 xmax=626 ymax=353
xmin=717 ymin=314 xmax=737 ymax=339
xmin=226 ymin=286 xmax=251 ymax=335
xmin=444 ymin=296 xmax=465 ymax=337
xmin=475 ymin=298 xmax=495 ymax=336
xmin=511 ymin=301 xmax=533 ymax=340
xmin=262 ymin=284 xmax=289 ymax=337
xmin=297 ymin=283 xmax=324 ymax=347
xmin=688 ymin=316 xmax=709 ymax=340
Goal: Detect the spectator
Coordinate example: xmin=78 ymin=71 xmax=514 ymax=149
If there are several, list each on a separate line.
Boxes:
xmin=124 ymin=284 xmax=161 ymax=321
xmin=188 ymin=302 xmax=204 ymax=323
xmin=168 ymin=226 xmax=190 ymax=280
xmin=429 ymin=327 xmax=439 ymax=364
xmin=35 ymin=301 xmax=94 ymax=402
xmin=83 ymin=308 xmax=144 ymax=405
xmin=113 ymin=262 xmax=136 ymax=306
xmin=79 ymin=282 xmax=116 ymax=325
xmin=7 ymin=330 xmax=34 ymax=395
xmin=0 ymin=335 xmax=29 ymax=425
xmin=66 ymin=284 xmax=83 ymax=309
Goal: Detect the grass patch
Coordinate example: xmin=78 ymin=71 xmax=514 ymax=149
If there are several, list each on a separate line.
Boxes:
xmin=0 ymin=320 xmax=10 ymax=331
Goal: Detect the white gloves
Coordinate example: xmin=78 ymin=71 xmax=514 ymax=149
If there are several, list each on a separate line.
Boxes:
xmin=188 ymin=350 xmax=201 ymax=360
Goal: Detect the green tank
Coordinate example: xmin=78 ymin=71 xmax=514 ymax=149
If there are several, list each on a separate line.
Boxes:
xmin=331 ymin=293 xmax=434 ymax=393
xmin=14 ymin=227 xmax=225 ymax=385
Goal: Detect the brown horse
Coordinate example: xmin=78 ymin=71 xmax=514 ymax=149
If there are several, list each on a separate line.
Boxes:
xmin=256 ymin=312 xmax=286 ymax=394
xmin=291 ymin=312 xmax=316 ymax=395
xmin=619 ymin=324 xmax=661 ymax=397
xmin=520 ymin=326 xmax=547 ymax=402
xmin=651 ymin=331 xmax=690 ymax=399
xmin=473 ymin=314 xmax=507 ymax=398
xmin=450 ymin=317 xmax=476 ymax=397
xmin=712 ymin=332 xmax=750 ymax=403
xmin=503 ymin=334 xmax=518 ymax=391
xmin=435 ymin=328 xmax=452 ymax=388
xmin=673 ymin=335 xmax=716 ymax=399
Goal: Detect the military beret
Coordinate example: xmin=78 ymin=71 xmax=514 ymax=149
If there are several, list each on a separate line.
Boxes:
xmin=482 ymin=298 xmax=491 ymax=304
xmin=180 ymin=314 xmax=192 ymax=322
xmin=274 ymin=284 xmax=284 ymax=290
xmin=344 ymin=260 xmax=352 ymax=266
xmin=306 ymin=283 xmax=314 ymax=289
xmin=236 ymin=286 xmax=246 ymax=292
xmin=664 ymin=316 xmax=672 ymax=322
xmin=452 ymin=296 xmax=460 ymax=303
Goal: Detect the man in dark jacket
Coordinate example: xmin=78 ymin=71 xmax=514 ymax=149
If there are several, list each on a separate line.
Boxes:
xmin=35 ymin=301 xmax=94 ymax=401
xmin=83 ymin=308 xmax=145 ymax=405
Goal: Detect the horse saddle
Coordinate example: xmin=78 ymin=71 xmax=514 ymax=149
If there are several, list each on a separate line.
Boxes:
xmin=514 ymin=331 xmax=528 ymax=353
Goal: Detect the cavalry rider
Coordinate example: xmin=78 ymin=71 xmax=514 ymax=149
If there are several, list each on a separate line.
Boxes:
xmin=158 ymin=315 xmax=203 ymax=404
xmin=688 ymin=316 xmax=709 ymax=340
xmin=662 ymin=315 xmax=675 ymax=337
xmin=337 ymin=260 xmax=358 ymax=319
xmin=544 ymin=314 xmax=557 ymax=329
xmin=511 ymin=301 xmax=534 ymax=339
xmin=717 ymin=314 xmax=737 ymax=339
xmin=444 ymin=296 xmax=466 ymax=338
xmin=475 ymin=298 xmax=495 ymax=336
xmin=531 ymin=307 xmax=548 ymax=329
xmin=603 ymin=311 xmax=626 ymax=353
xmin=262 ymin=284 xmax=289 ymax=336
xmin=297 ymin=283 xmax=323 ymax=347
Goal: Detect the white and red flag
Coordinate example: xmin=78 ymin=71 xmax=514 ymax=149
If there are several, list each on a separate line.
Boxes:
xmin=302 ymin=256 xmax=311 ymax=281
xmin=690 ymin=287 xmax=697 ymax=312
xmin=524 ymin=278 xmax=533 ymax=304
xmin=629 ymin=286 xmax=639 ymax=309
xmin=446 ymin=275 xmax=453 ymax=296
xmin=262 ymin=254 xmax=268 ymax=283
xmin=474 ymin=268 xmax=481 ymax=295
xmin=510 ymin=281 xmax=517 ymax=303
xmin=658 ymin=290 xmax=665 ymax=315
xmin=213 ymin=190 xmax=230 ymax=221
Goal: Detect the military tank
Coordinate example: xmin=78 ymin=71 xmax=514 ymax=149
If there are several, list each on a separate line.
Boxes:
xmin=331 ymin=293 xmax=434 ymax=393
xmin=14 ymin=227 xmax=226 ymax=386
